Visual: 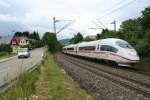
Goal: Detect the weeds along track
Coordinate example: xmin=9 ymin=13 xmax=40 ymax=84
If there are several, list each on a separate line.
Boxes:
xmin=62 ymin=54 xmax=150 ymax=98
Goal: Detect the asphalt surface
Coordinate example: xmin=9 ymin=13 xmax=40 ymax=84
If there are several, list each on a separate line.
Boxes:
xmin=0 ymin=48 xmax=43 ymax=90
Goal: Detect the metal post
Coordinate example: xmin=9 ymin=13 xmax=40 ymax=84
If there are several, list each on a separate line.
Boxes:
xmin=114 ymin=20 xmax=116 ymax=32
xmin=53 ymin=17 xmax=56 ymax=34
xmin=111 ymin=20 xmax=116 ymax=32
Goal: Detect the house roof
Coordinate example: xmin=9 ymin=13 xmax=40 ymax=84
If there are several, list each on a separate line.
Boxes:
xmin=11 ymin=36 xmax=29 ymax=45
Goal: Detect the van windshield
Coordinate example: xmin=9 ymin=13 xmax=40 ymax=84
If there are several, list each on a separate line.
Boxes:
xmin=116 ymin=41 xmax=133 ymax=49
xmin=19 ymin=48 xmax=28 ymax=52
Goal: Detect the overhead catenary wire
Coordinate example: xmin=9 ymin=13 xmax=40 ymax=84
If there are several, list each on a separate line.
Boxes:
xmin=99 ymin=0 xmax=136 ymax=18
xmin=92 ymin=0 xmax=135 ymax=30
xmin=96 ymin=19 xmax=108 ymax=29
xmin=92 ymin=21 xmax=104 ymax=29
xmin=56 ymin=20 xmax=76 ymax=34
xmin=91 ymin=0 xmax=137 ymax=31
xmin=101 ymin=0 xmax=127 ymax=14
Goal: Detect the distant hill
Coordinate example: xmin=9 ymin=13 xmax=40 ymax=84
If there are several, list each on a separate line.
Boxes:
xmin=59 ymin=39 xmax=71 ymax=46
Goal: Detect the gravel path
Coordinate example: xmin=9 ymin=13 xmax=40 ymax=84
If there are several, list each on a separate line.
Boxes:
xmin=55 ymin=53 xmax=150 ymax=100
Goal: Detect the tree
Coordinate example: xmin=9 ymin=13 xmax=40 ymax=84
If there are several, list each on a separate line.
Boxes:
xmin=14 ymin=32 xmax=22 ymax=36
xmin=31 ymin=40 xmax=43 ymax=49
xmin=141 ymin=6 xmax=150 ymax=31
xmin=14 ymin=31 xmax=40 ymax=40
xmin=136 ymin=30 xmax=150 ymax=56
xmin=70 ymin=32 xmax=83 ymax=44
xmin=42 ymin=32 xmax=58 ymax=52
xmin=102 ymin=29 xmax=109 ymax=33
xmin=29 ymin=31 xmax=40 ymax=40
xmin=100 ymin=30 xmax=119 ymax=39
xmin=22 ymin=31 xmax=30 ymax=37
xmin=0 ymin=44 xmax=12 ymax=52
xmin=96 ymin=33 xmax=101 ymax=40
xmin=119 ymin=18 xmax=143 ymax=46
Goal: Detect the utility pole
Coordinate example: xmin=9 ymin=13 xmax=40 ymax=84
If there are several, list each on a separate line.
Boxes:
xmin=52 ymin=17 xmax=75 ymax=34
xmin=53 ymin=17 xmax=56 ymax=34
xmin=111 ymin=20 xmax=116 ymax=32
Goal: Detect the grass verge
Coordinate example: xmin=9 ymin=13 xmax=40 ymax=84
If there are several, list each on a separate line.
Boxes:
xmin=0 ymin=67 xmax=40 ymax=100
xmin=29 ymin=51 xmax=92 ymax=100
xmin=0 ymin=52 xmax=16 ymax=60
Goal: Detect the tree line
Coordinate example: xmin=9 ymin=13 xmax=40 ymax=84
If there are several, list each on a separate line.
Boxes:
xmin=14 ymin=31 xmax=40 ymax=40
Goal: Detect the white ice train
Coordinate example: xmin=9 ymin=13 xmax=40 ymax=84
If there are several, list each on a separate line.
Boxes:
xmin=63 ymin=38 xmax=140 ymax=66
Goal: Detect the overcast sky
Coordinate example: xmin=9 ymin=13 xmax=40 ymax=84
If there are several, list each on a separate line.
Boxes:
xmin=0 ymin=0 xmax=150 ymax=40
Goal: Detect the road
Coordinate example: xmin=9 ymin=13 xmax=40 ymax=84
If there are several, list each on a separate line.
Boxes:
xmin=0 ymin=48 xmax=44 ymax=91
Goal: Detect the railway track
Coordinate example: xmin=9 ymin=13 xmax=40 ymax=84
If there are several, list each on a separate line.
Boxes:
xmin=63 ymin=54 xmax=150 ymax=85
xmin=115 ymin=66 xmax=150 ymax=77
xmin=62 ymin=54 xmax=150 ymax=98
xmin=70 ymin=54 xmax=150 ymax=77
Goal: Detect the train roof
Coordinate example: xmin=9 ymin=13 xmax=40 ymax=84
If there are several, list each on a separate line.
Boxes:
xmin=63 ymin=44 xmax=75 ymax=48
xmin=63 ymin=38 xmax=126 ymax=48
xmin=77 ymin=38 xmax=124 ymax=46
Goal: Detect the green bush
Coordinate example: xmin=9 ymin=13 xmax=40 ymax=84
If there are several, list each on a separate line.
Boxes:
xmin=42 ymin=32 xmax=58 ymax=53
xmin=20 ymin=45 xmax=30 ymax=48
xmin=136 ymin=30 xmax=150 ymax=57
xmin=31 ymin=40 xmax=43 ymax=49
xmin=0 ymin=52 xmax=8 ymax=57
xmin=0 ymin=44 xmax=12 ymax=52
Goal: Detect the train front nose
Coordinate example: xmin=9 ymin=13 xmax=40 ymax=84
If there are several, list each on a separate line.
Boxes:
xmin=126 ymin=51 xmax=140 ymax=63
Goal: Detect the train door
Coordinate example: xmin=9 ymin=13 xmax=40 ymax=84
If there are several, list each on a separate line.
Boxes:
xmin=95 ymin=44 xmax=100 ymax=58
xmin=100 ymin=45 xmax=118 ymax=61
xmin=75 ymin=46 xmax=78 ymax=55
xmin=100 ymin=45 xmax=109 ymax=60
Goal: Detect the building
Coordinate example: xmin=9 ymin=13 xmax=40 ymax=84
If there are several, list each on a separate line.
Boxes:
xmin=85 ymin=35 xmax=97 ymax=40
xmin=11 ymin=36 xmax=31 ymax=53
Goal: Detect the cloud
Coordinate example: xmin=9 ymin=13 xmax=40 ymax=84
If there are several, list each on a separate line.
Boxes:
xmin=0 ymin=0 xmax=10 ymax=8
xmin=0 ymin=0 xmax=150 ymax=39
xmin=0 ymin=21 xmax=27 ymax=35
xmin=0 ymin=14 xmax=19 ymax=22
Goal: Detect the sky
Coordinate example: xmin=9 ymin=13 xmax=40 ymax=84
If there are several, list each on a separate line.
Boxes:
xmin=0 ymin=0 xmax=150 ymax=40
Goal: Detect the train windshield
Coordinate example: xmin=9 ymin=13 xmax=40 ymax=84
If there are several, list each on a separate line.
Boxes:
xmin=116 ymin=41 xmax=133 ymax=49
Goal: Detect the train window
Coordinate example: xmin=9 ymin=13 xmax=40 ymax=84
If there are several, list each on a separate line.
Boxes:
xmin=67 ymin=48 xmax=74 ymax=50
xmin=100 ymin=45 xmax=118 ymax=53
xmin=111 ymin=47 xmax=118 ymax=53
xmin=116 ymin=41 xmax=133 ymax=49
xmin=79 ymin=46 xmax=95 ymax=51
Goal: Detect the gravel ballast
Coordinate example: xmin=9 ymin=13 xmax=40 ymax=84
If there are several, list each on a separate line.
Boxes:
xmin=55 ymin=53 xmax=150 ymax=100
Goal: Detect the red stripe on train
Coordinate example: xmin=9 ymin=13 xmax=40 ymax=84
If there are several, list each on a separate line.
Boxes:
xmin=78 ymin=51 xmax=139 ymax=63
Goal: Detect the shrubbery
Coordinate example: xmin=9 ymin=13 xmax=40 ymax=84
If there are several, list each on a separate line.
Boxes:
xmin=42 ymin=32 xmax=58 ymax=52
xmin=0 ymin=44 xmax=12 ymax=52
xmin=135 ymin=30 xmax=150 ymax=56
xmin=31 ymin=40 xmax=43 ymax=49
